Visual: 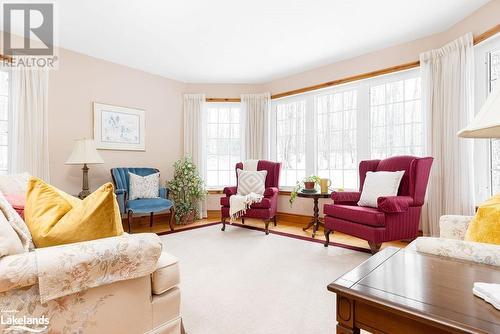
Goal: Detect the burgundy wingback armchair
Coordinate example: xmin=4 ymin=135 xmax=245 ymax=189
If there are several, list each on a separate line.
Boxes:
xmin=323 ymin=156 xmax=433 ymax=253
xmin=220 ymin=160 xmax=282 ymax=235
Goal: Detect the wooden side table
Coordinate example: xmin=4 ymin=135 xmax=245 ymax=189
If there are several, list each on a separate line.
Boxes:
xmin=328 ymin=247 xmax=500 ymax=334
xmin=297 ymin=191 xmax=331 ymax=238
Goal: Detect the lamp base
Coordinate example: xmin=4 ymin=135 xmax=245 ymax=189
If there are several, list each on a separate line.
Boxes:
xmin=79 ymin=163 xmax=90 ymax=199
xmin=78 ymin=190 xmax=90 ymax=199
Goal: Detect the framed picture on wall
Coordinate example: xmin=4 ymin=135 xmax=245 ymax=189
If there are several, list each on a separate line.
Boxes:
xmin=93 ymin=102 xmax=146 ymax=151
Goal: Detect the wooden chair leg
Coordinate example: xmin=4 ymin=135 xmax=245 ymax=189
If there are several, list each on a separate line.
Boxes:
xmin=127 ymin=210 xmax=133 ymax=233
xmin=221 ymin=217 xmax=226 ymax=231
xmin=273 ymin=215 xmax=277 ymax=226
xmin=149 ymin=212 xmax=154 ymax=228
xmin=264 ymin=219 xmax=270 ymax=235
xmin=169 ymin=207 xmax=175 ymax=231
xmin=324 ymin=229 xmax=331 ymax=247
xmin=368 ymin=241 xmax=382 ymax=254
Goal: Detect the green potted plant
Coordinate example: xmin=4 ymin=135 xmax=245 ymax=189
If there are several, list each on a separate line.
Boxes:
xmin=289 ymin=175 xmax=321 ymax=205
xmin=167 ymin=156 xmax=207 ymax=224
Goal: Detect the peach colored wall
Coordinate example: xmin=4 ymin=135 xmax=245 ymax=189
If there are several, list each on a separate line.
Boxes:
xmin=48 ymin=48 xmax=186 ymax=195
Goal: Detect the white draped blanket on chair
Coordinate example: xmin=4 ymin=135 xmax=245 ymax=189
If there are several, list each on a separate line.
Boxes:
xmin=229 ymin=160 xmax=263 ymax=222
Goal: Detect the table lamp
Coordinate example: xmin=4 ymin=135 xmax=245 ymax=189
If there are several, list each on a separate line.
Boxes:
xmin=66 ymin=138 xmax=104 ymax=199
xmin=458 ymin=84 xmax=500 ymax=138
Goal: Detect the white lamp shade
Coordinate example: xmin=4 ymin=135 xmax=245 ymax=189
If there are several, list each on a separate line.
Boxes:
xmin=458 ymin=84 xmax=500 ymax=138
xmin=66 ymin=139 xmax=104 ymax=165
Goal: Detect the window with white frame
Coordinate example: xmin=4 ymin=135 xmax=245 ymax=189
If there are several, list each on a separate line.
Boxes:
xmin=275 ymin=98 xmax=307 ymax=187
xmin=205 ymin=103 xmax=242 ymax=188
xmin=0 ymin=69 xmax=10 ymax=175
xmin=316 ymin=89 xmax=358 ymax=189
xmin=271 ymin=69 xmax=423 ymax=190
xmin=475 ymin=34 xmax=500 ymax=199
xmin=369 ymin=76 xmax=423 ymax=159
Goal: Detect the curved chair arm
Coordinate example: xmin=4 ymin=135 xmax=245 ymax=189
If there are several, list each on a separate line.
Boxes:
xmin=377 ymin=196 xmax=413 ymax=213
xmin=331 ymin=191 xmax=361 ymax=205
xmin=159 ymin=187 xmax=169 ymax=199
xmin=115 ymin=188 xmax=127 ymax=214
xmin=264 ymin=187 xmax=279 ymax=198
xmin=223 ymin=186 xmax=237 ymax=196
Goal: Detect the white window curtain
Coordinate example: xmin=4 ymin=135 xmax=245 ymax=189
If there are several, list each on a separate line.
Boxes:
xmin=420 ymin=33 xmax=475 ymax=236
xmin=11 ymin=67 xmax=50 ymax=181
xmin=183 ymin=93 xmax=207 ymax=219
xmin=241 ymin=93 xmax=271 ymax=160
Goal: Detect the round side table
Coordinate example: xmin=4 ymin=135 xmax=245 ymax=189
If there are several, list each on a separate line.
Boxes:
xmin=297 ymin=190 xmax=331 ymax=238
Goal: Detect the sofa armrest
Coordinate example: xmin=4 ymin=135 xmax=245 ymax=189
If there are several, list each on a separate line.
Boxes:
xmin=264 ymin=187 xmax=279 ymax=198
xmin=439 ymin=215 xmax=473 ymax=240
xmin=414 ymin=237 xmax=500 ymax=267
xmin=331 ymin=191 xmax=361 ymax=204
xmin=115 ymin=188 xmax=127 ymax=214
xmin=223 ymin=186 xmax=237 ymax=196
xmin=377 ymin=196 xmax=413 ymax=213
xmin=152 ymin=252 xmax=180 ymax=295
xmin=159 ymin=187 xmax=169 ymax=199
xmin=35 ymin=233 xmax=163 ymax=302
xmin=0 ymin=251 xmax=37 ymax=293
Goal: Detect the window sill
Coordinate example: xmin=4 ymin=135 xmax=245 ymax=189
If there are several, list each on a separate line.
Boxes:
xmin=207 ymin=188 xmax=292 ymax=196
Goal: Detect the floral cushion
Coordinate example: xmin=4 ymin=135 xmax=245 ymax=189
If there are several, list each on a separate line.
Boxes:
xmin=35 ymin=233 xmax=162 ymax=302
xmin=129 ymin=172 xmax=160 ymax=200
xmin=0 ymin=190 xmax=33 ymax=251
xmin=414 ymin=237 xmax=500 ymax=267
xmin=439 ymin=215 xmax=472 ymax=240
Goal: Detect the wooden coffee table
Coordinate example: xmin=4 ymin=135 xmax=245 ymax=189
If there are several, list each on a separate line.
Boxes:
xmin=297 ymin=190 xmax=331 ymax=238
xmin=328 ymin=247 xmax=500 ymax=334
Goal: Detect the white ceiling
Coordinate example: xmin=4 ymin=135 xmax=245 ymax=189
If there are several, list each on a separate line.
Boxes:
xmin=4 ymin=0 xmax=491 ymax=83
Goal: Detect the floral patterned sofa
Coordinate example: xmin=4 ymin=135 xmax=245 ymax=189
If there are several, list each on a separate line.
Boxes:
xmin=0 ymin=174 xmax=184 ymax=334
xmin=408 ymin=215 xmax=500 ymax=266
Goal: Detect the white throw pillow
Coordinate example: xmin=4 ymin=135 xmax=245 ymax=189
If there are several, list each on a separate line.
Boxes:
xmin=237 ymin=169 xmax=267 ymax=196
xmin=129 ymin=172 xmax=160 ymax=200
xmin=357 ymin=171 xmax=405 ymax=208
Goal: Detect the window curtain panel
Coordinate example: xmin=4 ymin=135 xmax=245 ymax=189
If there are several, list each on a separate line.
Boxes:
xmin=183 ymin=93 xmax=207 ymax=219
xmin=241 ymin=93 xmax=271 ymax=160
xmin=420 ymin=33 xmax=475 ymax=236
xmin=11 ymin=67 xmax=50 ymax=181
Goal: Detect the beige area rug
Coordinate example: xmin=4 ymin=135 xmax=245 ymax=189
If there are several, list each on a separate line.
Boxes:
xmin=160 ymin=224 xmax=370 ymax=334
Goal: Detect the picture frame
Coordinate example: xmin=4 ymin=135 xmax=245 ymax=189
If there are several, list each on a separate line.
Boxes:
xmin=93 ymin=102 xmax=146 ymax=151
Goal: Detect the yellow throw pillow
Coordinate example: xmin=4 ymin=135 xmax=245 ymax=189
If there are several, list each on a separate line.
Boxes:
xmin=464 ymin=194 xmax=500 ymax=245
xmin=25 ymin=177 xmax=124 ymax=248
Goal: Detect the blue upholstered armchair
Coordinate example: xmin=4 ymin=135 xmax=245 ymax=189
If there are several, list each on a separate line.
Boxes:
xmin=110 ymin=167 xmax=174 ymax=233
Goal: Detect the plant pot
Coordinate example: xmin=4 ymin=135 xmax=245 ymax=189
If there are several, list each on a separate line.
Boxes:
xmin=178 ymin=211 xmax=195 ymax=225
xmin=304 ymin=181 xmax=315 ymax=190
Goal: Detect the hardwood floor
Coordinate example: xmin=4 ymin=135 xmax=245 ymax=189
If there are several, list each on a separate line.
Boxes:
xmin=125 ymin=212 xmax=409 ymax=252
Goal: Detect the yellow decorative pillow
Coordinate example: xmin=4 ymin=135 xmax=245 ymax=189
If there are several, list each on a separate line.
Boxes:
xmin=25 ymin=177 xmax=124 ymax=248
xmin=464 ymin=194 xmax=500 ymax=245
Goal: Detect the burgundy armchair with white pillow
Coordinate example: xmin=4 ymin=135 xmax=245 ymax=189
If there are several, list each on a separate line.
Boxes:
xmin=323 ymin=156 xmax=433 ymax=253
xmin=220 ymin=160 xmax=281 ymax=234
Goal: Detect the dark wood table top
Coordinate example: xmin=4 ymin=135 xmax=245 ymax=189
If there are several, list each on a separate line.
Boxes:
xmin=328 ymin=247 xmax=500 ymax=334
xmin=296 ymin=191 xmax=331 ymax=199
